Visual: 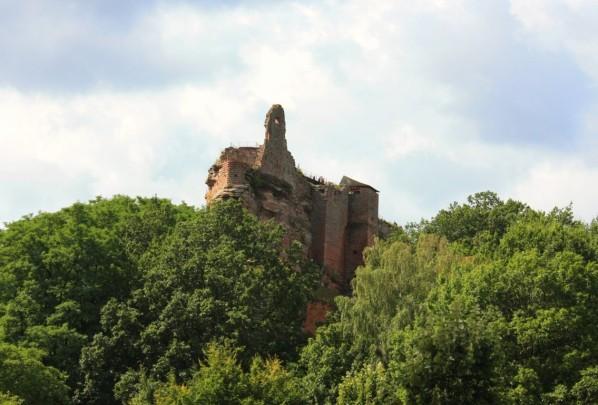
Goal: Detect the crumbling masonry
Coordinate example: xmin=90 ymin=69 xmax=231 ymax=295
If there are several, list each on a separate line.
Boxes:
xmin=205 ymin=104 xmax=379 ymax=332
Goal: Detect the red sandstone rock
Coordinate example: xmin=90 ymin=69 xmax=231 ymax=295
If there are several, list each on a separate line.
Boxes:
xmin=205 ymin=104 xmax=380 ymax=330
xmin=304 ymin=302 xmax=331 ymax=335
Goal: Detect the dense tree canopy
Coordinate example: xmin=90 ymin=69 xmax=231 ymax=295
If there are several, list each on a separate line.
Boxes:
xmin=1 ymin=191 xmax=596 ymax=404
xmin=0 ymin=197 xmax=317 ymax=404
xmin=78 ymin=201 xmax=318 ymax=404
xmin=298 ymin=192 xmax=598 ymax=404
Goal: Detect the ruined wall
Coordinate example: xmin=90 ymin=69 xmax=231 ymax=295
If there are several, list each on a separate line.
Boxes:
xmin=309 ymin=186 xmax=327 ymax=265
xmin=304 ymin=302 xmax=330 ymax=335
xmin=322 ymin=188 xmax=349 ymax=286
xmin=205 ymin=104 xmax=381 ymax=331
xmin=205 ymin=147 xmax=258 ymax=202
xmin=255 ymin=104 xmax=297 ymax=188
xmin=367 ymin=192 xmax=379 ymax=244
xmin=344 ymin=223 xmax=368 ymax=284
xmin=344 ymin=187 xmax=379 ymax=284
xmin=348 ymin=187 xmax=379 ymax=242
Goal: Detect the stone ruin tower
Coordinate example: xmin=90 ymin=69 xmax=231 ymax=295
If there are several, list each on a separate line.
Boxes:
xmin=205 ymin=104 xmax=380 ymax=332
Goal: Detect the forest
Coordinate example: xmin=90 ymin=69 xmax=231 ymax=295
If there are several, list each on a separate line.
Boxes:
xmin=1 ymin=192 xmax=597 ymax=404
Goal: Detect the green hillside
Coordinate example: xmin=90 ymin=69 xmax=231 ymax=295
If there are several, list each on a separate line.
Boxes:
xmin=1 ymin=192 xmax=597 ymax=404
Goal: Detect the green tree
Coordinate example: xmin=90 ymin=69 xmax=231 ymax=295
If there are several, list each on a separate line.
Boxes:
xmin=3 ymin=190 xmax=596 ymax=404
xmin=388 ymin=297 xmax=506 ymax=405
xmin=298 ymin=234 xmax=465 ymax=403
xmin=0 ymin=392 xmax=23 ymax=405
xmin=337 ymin=362 xmax=398 ymax=404
xmin=0 ymin=342 xmax=69 ymax=405
xmin=298 ymin=320 xmax=355 ymax=403
xmin=298 ymin=193 xmax=598 ymax=404
xmin=0 ymin=196 xmax=195 ymax=399
xmin=78 ymin=200 xmax=318 ymax=404
xmin=424 ymin=191 xmax=528 ymax=253
xmin=128 ymin=343 xmax=307 ymax=405
xmin=571 ymin=366 xmax=598 ymax=404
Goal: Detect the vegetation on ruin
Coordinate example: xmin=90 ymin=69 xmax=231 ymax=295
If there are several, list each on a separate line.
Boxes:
xmin=245 ymin=169 xmax=293 ymax=197
xmin=1 ymin=192 xmax=597 ymax=404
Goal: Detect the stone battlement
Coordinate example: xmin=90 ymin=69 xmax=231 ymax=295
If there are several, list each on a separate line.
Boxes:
xmin=205 ymin=104 xmax=380 ymax=332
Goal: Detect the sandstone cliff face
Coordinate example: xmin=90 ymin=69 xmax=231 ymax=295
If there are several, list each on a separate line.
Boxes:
xmin=205 ymin=105 xmax=313 ymax=251
xmin=205 ymin=104 xmax=380 ymax=333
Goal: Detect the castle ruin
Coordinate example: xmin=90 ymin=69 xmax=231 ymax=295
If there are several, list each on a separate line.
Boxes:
xmin=205 ymin=104 xmax=379 ymax=331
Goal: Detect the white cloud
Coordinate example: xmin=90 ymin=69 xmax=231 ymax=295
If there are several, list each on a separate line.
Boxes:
xmin=511 ymin=159 xmax=598 ymax=220
xmin=386 ymin=125 xmax=435 ymax=159
xmin=0 ymin=83 xmax=269 ymax=219
xmin=1 ymin=0 xmax=598 ymax=225
xmin=510 ymin=0 xmax=598 ymax=81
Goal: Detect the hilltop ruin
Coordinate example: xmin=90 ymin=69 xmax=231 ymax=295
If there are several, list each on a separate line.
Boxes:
xmin=205 ymin=104 xmax=380 ymax=331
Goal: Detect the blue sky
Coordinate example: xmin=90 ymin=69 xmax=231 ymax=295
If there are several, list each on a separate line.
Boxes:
xmin=1 ymin=0 xmax=597 ymax=225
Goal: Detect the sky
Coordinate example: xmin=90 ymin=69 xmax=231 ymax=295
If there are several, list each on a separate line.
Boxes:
xmin=1 ymin=0 xmax=597 ymax=226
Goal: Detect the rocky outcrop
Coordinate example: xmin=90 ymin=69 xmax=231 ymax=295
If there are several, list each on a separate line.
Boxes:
xmin=205 ymin=104 xmax=380 ymax=332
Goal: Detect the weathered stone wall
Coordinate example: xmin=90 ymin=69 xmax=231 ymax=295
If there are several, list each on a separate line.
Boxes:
xmin=309 ymin=186 xmax=327 ymax=265
xmin=255 ymin=104 xmax=297 ymax=188
xmin=344 ymin=187 xmax=379 ymax=284
xmin=205 ymin=147 xmax=258 ymax=202
xmin=204 ymin=104 xmax=381 ymax=332
xmin=304 ymin=302 xmax=331 ymax=335
xmin=344 ymin=223 xmax=368 ymax=285
xmin=348 ymin=187 xmax=379 ymax=242
xmin=322 ymin=187 xmax=349 ymax=285
xmin=227 ymin=161 xmax=248 ymax=186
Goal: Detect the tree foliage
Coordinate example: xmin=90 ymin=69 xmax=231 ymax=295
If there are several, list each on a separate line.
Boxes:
xmin=130 ymin=343 xmax=307 ymax=405
xmin=2 ymin=191 xmax=596 ymax=404
xmin=0 ymin=197 xmax=317 ymax=404
xmin=0 ymin=342 xmax=69 ymax=405
xmin=77 ymin=200 xmax=318 ymax=404
xmin=298 ymin=192 xmax=598 ymax=404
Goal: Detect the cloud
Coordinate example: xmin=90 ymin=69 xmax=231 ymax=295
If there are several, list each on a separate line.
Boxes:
xmin=386 ymin=125 xmax=436 ymax=159
xmin=510 ymin=0 xmax=598 ymax=81
xmin=511 ymin=159 xmax=598 ymax=220
xmin=0 ymin=87 xmax=200 ymax=222
xmin=1 ymin=0 xmax=597 ymax=225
